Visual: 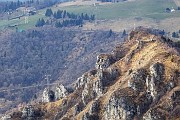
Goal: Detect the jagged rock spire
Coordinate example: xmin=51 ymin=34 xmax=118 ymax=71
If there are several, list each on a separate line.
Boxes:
xmin=42 ymin=88 xmax=55 ymax=102
xmin=55 ymin=84 xmax=69 ymax=100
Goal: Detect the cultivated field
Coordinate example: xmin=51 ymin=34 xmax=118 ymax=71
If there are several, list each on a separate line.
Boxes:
xmin=0 ymin=0 xmax=179 ymax=30
xmin=52 ymin=0 xmax=177 ymax=20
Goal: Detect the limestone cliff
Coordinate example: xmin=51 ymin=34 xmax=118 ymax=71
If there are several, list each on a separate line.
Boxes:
xmin=3 ymin=27 xmax=180 ymax=120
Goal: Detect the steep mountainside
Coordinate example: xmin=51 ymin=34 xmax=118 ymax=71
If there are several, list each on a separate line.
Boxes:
xmin=3 ymin=27 xmax=180 ymax=120
xmin=0 ymin=27 xmax=123 ymax=115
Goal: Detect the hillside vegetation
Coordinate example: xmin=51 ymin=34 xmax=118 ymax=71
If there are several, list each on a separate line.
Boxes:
xmin=5 ymin=27 xmax=180 ymax=120
xmin=0 ymin=0 xmax=179 ymax=30
xmin=0 ymin=27 xmax=123 ymax=114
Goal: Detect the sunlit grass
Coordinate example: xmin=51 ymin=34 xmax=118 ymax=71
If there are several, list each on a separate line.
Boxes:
xmin=0 ymin=0 xmax=178 ymax=30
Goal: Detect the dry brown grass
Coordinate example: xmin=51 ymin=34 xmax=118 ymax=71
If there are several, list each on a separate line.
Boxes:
xmin=83 ymin=18 xmax=159 ymax=32
xmin=30 ymin=30 xmax=180 ymax=119
xmin=39 ymin=99 xmax=64 ymax=119
xmin=98 ymin=30 xmax=180 ymax=109
xmin=76 ymin=101 xmax=94 ymax=120
xmin=45 ymin=99 xmax=63 ymax=111
xmin=83 ymin=17 xmax=180 ymax=35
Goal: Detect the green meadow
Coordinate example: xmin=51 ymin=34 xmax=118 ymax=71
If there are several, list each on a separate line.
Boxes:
xmin=0 ymin=0 xmax=179 ymax=30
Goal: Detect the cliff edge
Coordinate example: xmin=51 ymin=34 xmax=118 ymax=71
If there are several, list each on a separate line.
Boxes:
xmin=3 ymin=27 xmax=180 ymax=120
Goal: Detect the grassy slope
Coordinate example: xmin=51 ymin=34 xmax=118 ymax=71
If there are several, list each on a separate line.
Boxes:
xmin=37 ymin=29 xmax=180 ymax=120
xmin=0 ymin=0 xmax=179 ymax=30
xmin=52 ymin=0 xmax=177 ymax=19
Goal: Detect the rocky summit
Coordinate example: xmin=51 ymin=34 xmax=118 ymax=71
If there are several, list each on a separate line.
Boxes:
xmin=2 ymin=27 xmax=180 ymax=120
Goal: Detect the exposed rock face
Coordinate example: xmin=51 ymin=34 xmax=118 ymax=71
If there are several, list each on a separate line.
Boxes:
xmin=1 ymin=115 xmax=11 ymax=120
xmin=74 ymin=101 xmax=84 ymax=115
xmin=75 ymin=73 xmax=89 ymax=89
xmin=92 ymin=78 xmax=103 ymax=97
xmin=146 ymin=63 xmax=165 ymax=100
xmin=74 ymin=69 xmax=100 ymax=89
xmin=82 ymin=100 xmax=100 ymax=120
xmin=171 ymin=89 xmax=180 ymax=101
xmin=82 ymin=113 xmax=91 ymax=120
xmin=42 ymin=85 xmax=68 ymax=102
xmin=81 ymin=74 xmax=102 ymax=105
xmin=81 ymin=83 xmax=90 ymax=104
xmin=89 ymin=100 xmax=100 ymax=115
xmin=143 ymin=109 xmax=166 ymax=120
xmin=104 ymin=88 xmax=137 ymax=120
xmin=8 ymin=28 xmax=180 ymax=120
xmin=92 ymin=70 xmax=105 ymax=97
xmin=80 ymin=100 xmax=100 ymax=120
xmin=22 ymin=105 xmax=35 ymax=118
xmin=81 ymin=68 xmax=119 ymax=105
xmin=95 ymin=54 xmax=114 ymax=70
xmin=149 ymin=62 xmax=164 ymax=82
xmin=136 ymin=93 xmax=153 ymax=116
xmin=82 ymin=112 xmax=99 ymax=120
xmin=143 ymin=86 xmax=180 ymax=120
xmin=55 ymin=84 xmax=69 ymax=100
xmin=42 ymin=88 xmax=55 ymax=102
xmin=77 ymin=54 xmax=119 ymax=105
xmin=21 ymin=105 xmax=43 ymax=119
xmin=106 ymin=67 xmax=119 ymax=84
xmin=128 ymin=69 xmax=147 ymax=92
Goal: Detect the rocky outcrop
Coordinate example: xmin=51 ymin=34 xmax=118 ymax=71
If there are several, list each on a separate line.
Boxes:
xmin=146 ymin=62 xmax=165 ymax=100
xmin=21 ymin=105 xmax=43 ymax=119
xmin=89 ymin=100 xmax=100 ymax=115
xmin=149 ymin=62 xmax=164 ymax=82
xmin=106 ymin=67 xmax=119 ymax=84
xmin=81 ymin=78 xmax=103 ymax=105
xmin=143 ymin=108 xmax=166 ymax=120
xmin=103 ymin=88 xmax=137 ymax=120
xmin=42 ymin=84 xmax=69 ymax=102
xmin=8 ymin=28 xmax=180 ymax=120
xmin=136 ymin=93 xmax=153 ymax=116
xmin=82 ymin=112 xmax=98 ymax=120
xmin=1 ymin=115 xmax=11 ymax=120
xmin=92 ymin=77 xmax=103 ymax=97
xmin=171 ymin=88 xmax=180 ymax=101
xmin=42 ymin=88 xmax=55 ymax=102
xmin=143 ymin=86 xmax=180 ymax=120
xmin=103 ymin=62 xmax=166 ymax=120
xmin=76 ymin=53 xmax=119 ymax=105
xmin=74 ymin=70 xmax=97 ymax=90
xmin=81 ymin=68 xmax=119 ymax=105
xmin=44 ymin=29 xmax=180 ymax=119
xmin=81 ymin=100 xmax=100 ymax=120
xmin=55 ymin=84 xmax=69 ymax=100
xmin=128 ymin=69 xmax=147 ymax=92
xmin=95 ymin=54 xmax=115 ymax=70
xmin=82 ymin=112 xmax=99 ymax=120
xmin=74 ymin=101 xmax=85 ymax=115
xmin=22 ymin=105 xmax=35 ymax=118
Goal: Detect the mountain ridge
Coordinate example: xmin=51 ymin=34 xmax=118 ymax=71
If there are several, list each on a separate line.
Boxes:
xmin=2 ymin=27 xmax=180 ymax=120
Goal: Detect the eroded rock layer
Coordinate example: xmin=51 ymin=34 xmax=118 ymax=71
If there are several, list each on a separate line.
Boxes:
xmin=3 ymin=27 xmax=180 ymax=120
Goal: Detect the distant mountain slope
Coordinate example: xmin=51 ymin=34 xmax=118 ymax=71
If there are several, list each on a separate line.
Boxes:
xmin=0 ymin=27 xmax=123 ymax=115
xmin=5 ymin=27 xmax=180 ymax=120
xmin=0 ymin=0 xmax=178 ymax=30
